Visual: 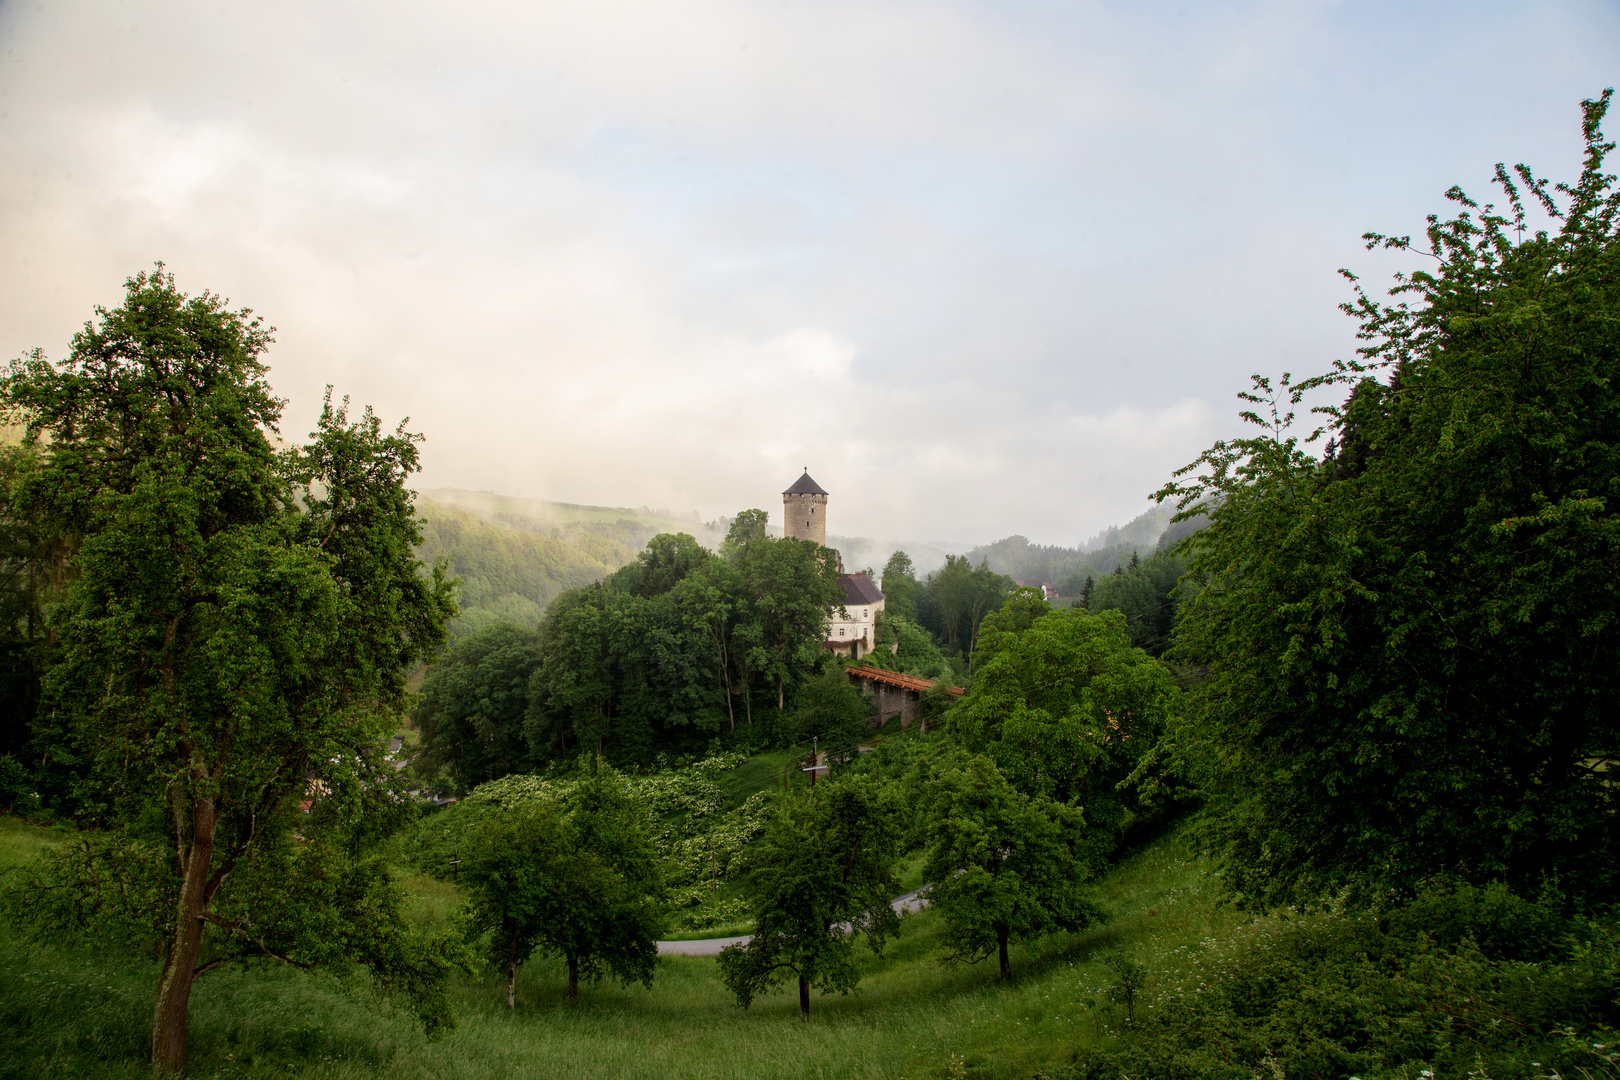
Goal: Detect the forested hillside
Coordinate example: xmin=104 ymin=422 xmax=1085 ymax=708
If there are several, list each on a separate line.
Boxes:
xmin=964 ymin=506 xmax=1194 ymax=593
xmin=415 ymin=491 xmax=725 ymax=639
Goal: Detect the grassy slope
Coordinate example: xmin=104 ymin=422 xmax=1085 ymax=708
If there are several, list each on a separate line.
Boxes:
xmin=0 ymin=802 xmax=1228 ymax=1080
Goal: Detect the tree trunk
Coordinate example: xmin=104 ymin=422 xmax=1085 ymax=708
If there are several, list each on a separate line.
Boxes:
xmin=151 ymin=794 xmax=217 ymax=1074
xmin=798 ymin=974 xmax=810 ymax=1018
xmin=567 ymin=953 xmax=579 ymax=1002
xmin=997 ymin=926 xmax=1011 ymax=980
xmin=506 ymin=931 xmax=519 ymax=1009
xmin=777 ymin=674 xmax=784 ymax=712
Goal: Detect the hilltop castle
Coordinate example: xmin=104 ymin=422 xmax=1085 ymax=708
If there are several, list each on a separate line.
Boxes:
xmin=783 ymin=470 xmax=885 ymax=660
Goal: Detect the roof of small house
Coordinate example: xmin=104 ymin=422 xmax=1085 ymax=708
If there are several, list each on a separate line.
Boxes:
xmin=838 ymin=572 xmax=885 ymax=606
xmin=783 ymin=471 xmax=828 ymax=496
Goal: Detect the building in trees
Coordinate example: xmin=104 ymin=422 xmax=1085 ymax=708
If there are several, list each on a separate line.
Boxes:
xmin=782 ymin=470 xmax=829 ymax=545
xmin=781 ymin=470 xmax=886 ymax=660
xmin=828 ymin=572 xmax=885 ymax=660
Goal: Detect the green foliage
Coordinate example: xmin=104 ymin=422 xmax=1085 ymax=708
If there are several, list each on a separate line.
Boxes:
xmin=0 ymin=267 xmax=457 ymax=1071
xmin=513 ymin=524 xmax=843 ymax=770
xmin=869 ymin=611 xmax=955 ymax=682
xmin=459 ymin=768 xmax=662 ymax=1005
xmin=0 ymin=754 xmax=33 ymax=814
xmin=1082 ymin=551 xmax=1186 ymax=656
xmin=788 ymin=661 xmax=872 ymax=748
xmin=879 ymin=549 xmax=919 ymax=621
xmin=952 ymin=607 xmax=1176 ymax=866
xmin=970 ymin=586 xmax=1051 ymax=671
xmin=414 ymin=499 xmax=650 ymax=642
xmin=1061 ymin=883 xmax=1620 ymax=1080
xmin=916 ymin=555 xmax=1014 ymax=661
xmin=1101 ymin=955 xmax=1144 ymax=1022
xmin=414 ymin=622 xmax=543 ymax=792
xmin=718 ymin=777 xmax=901 ymax=1015
xmin=918 ymin=755 xmax=1102 ymax=979
xmin=0 ymin=441 xmax=59 ymax=771
xmin=406 ymin=751 xmax=771 ymax=930
xmin=3 ymin=809 xmax=1617 ymax=1080
xmin=1159 ymin=92 xmax=1620 ymax=905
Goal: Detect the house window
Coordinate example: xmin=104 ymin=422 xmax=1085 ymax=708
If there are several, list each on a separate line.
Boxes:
xmin=862 ymin=609 xmax=868 ymax=619
xmin=838 ymin=628 xmax=845 ymax=637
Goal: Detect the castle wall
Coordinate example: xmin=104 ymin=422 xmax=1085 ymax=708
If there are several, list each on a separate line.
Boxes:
xmin=783 ymin=492 xmax=828 ymax=545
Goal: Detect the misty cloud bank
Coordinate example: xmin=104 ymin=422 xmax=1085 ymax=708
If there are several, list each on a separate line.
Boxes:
xmin=0 ymin=1 xmax=1612 ymax=544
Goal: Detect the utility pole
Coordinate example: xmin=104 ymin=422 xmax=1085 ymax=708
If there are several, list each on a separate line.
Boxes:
xmin=801 ymin=735 xmax=828 ymax=788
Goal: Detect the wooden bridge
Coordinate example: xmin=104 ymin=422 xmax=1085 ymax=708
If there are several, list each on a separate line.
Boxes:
xmin=845 ymin=666 xmax=964 ymax=731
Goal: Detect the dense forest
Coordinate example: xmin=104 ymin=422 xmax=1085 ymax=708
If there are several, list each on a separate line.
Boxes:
xmin=0 ymin=95 xmax=1617 ymax=1080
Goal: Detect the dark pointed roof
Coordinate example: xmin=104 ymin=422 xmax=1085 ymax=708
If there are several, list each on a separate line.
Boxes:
xmin=838 ymin=573 xmax=885 ymax=606
xmin=783 ymin=470 xmax=828 ymax=496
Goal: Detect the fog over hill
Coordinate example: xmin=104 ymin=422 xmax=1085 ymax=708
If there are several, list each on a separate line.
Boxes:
xmin=415 ymin=487 xmax=983 ymax=636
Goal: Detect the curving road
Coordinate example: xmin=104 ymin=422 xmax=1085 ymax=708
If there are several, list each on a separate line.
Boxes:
xmin=656 ymin=888 xmax=929 ymax=956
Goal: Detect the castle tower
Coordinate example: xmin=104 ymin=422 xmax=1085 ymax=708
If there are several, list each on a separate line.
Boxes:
xmin=783 ymin=469 xmax=828 ymax=545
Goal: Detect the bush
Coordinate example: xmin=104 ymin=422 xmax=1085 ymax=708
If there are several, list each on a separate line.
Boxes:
xmin=1058 ymin=883 xmax=1620 ymax=1080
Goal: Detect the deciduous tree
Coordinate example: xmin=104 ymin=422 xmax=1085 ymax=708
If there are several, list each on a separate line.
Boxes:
xmin=460 ymin=768 xmax=662 ymax=1006
xmin=920 ymin=755 xmax=1101 ymax=979
xmin=415 ymin=622 xmax=543 ymax=791
xmin=1160 ymin=92 xmax=1620 ymax=904
xmin=718 ymin=778 xmax=900 ymax=1016
xmin=952 ymin=607 xmax=1175 ymax=866
xmin=2 ymin=267 xmax=457 ymax=1073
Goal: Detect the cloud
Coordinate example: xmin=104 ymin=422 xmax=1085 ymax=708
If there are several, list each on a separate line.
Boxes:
xmin=0 ymin=0 xmax=1614 ymax=544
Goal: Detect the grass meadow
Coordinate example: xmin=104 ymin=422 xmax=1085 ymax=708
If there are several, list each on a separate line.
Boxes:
xmin=0 ymin=812 xmax=1234 ymax=1080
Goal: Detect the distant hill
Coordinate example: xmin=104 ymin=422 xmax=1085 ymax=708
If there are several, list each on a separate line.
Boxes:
xmin=965 ymin=506 xmax=1194 ymax=594
xmin=413 ymin=486 xmax=1170 ymax=633
xmin=414 ymin=490 xmax=727 ymax=640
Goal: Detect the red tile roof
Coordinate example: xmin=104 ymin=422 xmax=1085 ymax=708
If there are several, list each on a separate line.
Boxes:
xmin=846 ymin=665 xmax=965 ymax=695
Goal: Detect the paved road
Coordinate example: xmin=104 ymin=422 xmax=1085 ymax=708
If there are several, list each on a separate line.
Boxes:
xmin=656 ymin=888 xmax=929 ymax=956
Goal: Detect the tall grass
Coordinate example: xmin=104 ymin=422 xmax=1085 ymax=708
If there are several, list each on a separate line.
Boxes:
xmin=18 ymin=809 xmax=1598 ymax=1079
xmin=0 ymin=813 xmax=1217 ymax=1079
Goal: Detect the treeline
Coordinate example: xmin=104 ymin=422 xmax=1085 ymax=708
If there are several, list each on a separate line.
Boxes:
xmin=402 ymin=598 xmax=1177 ymax=1014
xmin=414 ymin=511 xmax=854 ymax=788
xmin=961 ymin=510 xmax=1207 ymax=602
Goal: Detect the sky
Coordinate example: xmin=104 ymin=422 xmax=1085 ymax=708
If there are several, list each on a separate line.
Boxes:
xmin=0 ymin=1 xmax=1614 ymax=546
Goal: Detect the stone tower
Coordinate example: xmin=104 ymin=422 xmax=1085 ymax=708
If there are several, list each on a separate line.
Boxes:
xmin=783 ymin=470 xmax=828 ymax=545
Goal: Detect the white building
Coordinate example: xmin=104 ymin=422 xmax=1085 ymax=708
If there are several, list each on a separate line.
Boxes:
xmin=828 ymin=572 xmax=885 ymax=660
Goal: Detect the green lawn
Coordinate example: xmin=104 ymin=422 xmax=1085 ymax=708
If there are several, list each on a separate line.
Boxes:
xmin=0 ymin=806 xmax=1222 ymax=1080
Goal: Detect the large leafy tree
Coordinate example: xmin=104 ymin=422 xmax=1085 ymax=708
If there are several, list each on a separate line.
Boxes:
xmin=734 ymin=532 xmax=844 ymax=714
xmin=3 ymin=268 xmax=457 ymax=1073
xmin=1084 ymin=551 xmax=1187 ymax=656
xmin=516 ymin=515 xmax=843 ymax=766
xmin=718 ymin=778 xmax=900 ymax=1016
xmin=879 ymin=549 xmax=918 ymax=621
xmin=952 ymin=605 xmax=1176 ymax=866
xmin=917 ymin=555 xmax=1013 ymax=662
xmin=414 ymin=622 xmax=543 ymax=791
xmin=1160 ymin=92 xmax=1620 ymax=905
xmin=919 ymin=755 xmax=1101 ymax=979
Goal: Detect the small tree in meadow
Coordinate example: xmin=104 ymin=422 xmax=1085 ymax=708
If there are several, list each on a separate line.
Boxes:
xmin=461 ymin=768 xmax=662 ymax=1006
xmin=718 ymin=778 xmax=900 ymax=1017
xmin=921 ymin=755 xmax=1101 ymax=979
